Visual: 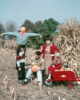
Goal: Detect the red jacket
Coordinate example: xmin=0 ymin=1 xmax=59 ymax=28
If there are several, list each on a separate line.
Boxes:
xmin=41 ymin=44 xmax=60 ymax=61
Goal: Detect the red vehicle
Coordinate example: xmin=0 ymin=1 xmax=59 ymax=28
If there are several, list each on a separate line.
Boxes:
xmin=43 ymin=70 xmax=80 ymax=89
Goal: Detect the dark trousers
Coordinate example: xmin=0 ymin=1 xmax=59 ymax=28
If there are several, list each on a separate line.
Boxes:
xmin=18 ymin=63 xmax=25 ymax=80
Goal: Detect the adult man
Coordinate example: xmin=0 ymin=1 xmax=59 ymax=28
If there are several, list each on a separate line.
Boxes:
xmin=24 ymin=51 xmax=45 ymax=90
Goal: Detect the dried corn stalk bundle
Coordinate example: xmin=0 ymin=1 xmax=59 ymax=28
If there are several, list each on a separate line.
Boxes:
xmin=53 ymin=19 xmax=80 ymax=76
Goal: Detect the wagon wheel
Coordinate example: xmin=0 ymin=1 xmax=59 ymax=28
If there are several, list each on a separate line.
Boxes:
xmin=43 ymin=75 xmax=53 ymax=86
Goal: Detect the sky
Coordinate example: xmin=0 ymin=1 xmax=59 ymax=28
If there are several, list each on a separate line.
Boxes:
xmin=0 ymin=0 xmax=80 ymax=28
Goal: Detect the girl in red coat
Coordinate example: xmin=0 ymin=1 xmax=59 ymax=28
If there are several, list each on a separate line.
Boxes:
xmin=41 ymin=37 xmax=60 ymax=74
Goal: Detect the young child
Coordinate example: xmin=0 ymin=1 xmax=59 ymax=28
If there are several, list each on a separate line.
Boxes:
xmin=46 ymin=55 xmax=62 ymax=81
xmin=24 ymin=51 xmax=45 ymax=90
xmin=16 ymin=48 xmax=26 ymax=84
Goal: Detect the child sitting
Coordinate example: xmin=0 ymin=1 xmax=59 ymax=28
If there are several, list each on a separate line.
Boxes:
xmin=24 ymin=51 xmax=45 ymax=90
xmin=46 ymin=55 xmax=62 ymax=81
xmin=16 ymin=48 xmax=26 ymax=84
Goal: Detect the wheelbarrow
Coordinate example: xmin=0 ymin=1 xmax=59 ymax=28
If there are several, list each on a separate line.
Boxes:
xmin=43 ymin=70 xmax=80 ymax=89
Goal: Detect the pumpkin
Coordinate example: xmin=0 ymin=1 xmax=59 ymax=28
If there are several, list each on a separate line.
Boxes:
xmin=32 ymin=65 xmax=39 ymax=72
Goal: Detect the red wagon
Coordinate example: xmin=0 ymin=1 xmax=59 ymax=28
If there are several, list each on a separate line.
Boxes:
xmin=43 ymin=70 xmax=80 ymax=89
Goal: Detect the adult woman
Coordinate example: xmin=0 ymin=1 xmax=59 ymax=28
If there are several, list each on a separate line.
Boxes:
xmin=41 ymin=37 xmax=60 ymax=74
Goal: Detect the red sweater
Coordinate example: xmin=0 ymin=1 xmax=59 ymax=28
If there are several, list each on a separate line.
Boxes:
xmin=41 ymin=44 xmax=60 ymax=61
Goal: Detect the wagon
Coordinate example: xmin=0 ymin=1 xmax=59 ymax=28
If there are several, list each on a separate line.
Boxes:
xmin=43 ymin=70 xmax=80 ymax=89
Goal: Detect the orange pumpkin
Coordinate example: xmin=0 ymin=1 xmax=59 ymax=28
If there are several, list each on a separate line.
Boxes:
xmin=32 ymin=65 xmax=39 ymax=72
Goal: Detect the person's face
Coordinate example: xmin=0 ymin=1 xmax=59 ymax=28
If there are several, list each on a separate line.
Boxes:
xmin=35 ymin=54 xmax=40 ymax=59
xmin=20 ymin=27 xmax=26 ymax=34
xmin=46 ymin=40 xmax=51 ymax=45
xmin=19 ymin=51 xmax=24 ymax=56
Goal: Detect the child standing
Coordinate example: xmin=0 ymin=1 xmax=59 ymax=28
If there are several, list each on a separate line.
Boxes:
xmin=16 ymin=48 xmax=26 ymax=84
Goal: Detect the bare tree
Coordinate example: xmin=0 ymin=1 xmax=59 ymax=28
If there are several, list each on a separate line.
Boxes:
xmin=0 ymin=23 xmax=5 ymax=34
xmin=6 ymin=21 xmax=18 ymax=32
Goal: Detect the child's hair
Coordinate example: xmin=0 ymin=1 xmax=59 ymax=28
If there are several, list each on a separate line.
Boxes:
xmin=35 ymin=51 xmax=41 ymax=56
xmin=20 ymin=48 xmax=25 ymax=52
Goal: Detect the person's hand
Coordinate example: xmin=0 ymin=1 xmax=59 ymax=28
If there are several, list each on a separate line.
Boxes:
xmin=32 ymin=62 xmax=35 ymax=66
xmin=25 ymin=66 xmax=28 ymax=69
xmin=19 ymin=68 xmax=21 ymax=71
xmin=28 ymin=66 xmax=32 ymax=69
xmin=41 ymin=58 xmax=44 ymax=62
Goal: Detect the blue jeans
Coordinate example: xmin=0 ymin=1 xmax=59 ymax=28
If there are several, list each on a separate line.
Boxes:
xmin=25 ymin=68 xmax=42 ymax=83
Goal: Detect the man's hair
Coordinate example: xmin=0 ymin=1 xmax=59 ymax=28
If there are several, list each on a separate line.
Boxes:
xmin=35 ymin=51 xmax=41 ymax=55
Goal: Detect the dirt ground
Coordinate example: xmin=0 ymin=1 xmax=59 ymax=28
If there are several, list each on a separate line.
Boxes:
xmin=0 ymin=48 xmax=80 ymax=100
